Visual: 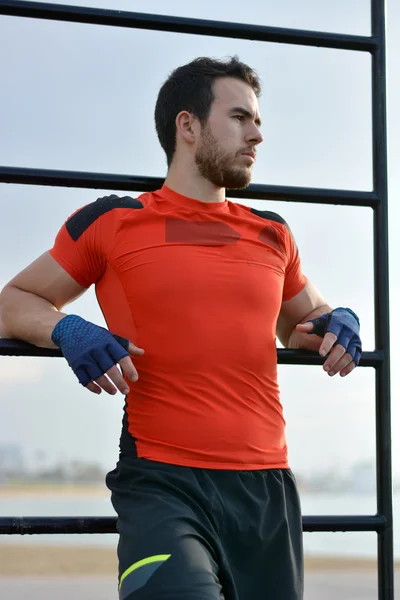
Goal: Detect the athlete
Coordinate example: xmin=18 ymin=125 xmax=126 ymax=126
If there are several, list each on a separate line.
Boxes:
xmin=0 ymin=57 xmax=361 ymax=599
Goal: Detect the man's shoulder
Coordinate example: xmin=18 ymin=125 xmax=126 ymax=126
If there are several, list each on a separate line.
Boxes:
xmin=248 ymin=207 xmax=288 ymax=227
xmin=231 ymin=201 xmax=288 ymax=228
xmin=66 ymin=194 xmax=144 ymax=241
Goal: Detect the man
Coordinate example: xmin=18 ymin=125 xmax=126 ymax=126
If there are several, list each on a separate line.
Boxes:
xmin=0 ymin=56 xmax=361 ymax=599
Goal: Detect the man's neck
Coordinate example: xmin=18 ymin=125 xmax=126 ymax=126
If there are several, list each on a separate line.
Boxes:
xmin=164 ymin=165 xmax=226 ymax=204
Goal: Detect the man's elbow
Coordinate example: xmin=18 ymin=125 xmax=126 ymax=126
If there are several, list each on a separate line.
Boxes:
xmin=275 ymin=325 xmax=291 ymax=349
xmin=0 ymin=285 xmax=15 ymax=336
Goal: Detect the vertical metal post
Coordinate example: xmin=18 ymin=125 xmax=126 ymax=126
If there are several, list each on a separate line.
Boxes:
xmin=371 ymin=1 xmax=393 ymax=599
xmin=0 ymin=2 xmax=394 ymax=597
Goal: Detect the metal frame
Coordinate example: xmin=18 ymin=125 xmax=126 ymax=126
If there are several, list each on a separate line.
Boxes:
xmin=0 ymin=1 xmax=393 ymax=598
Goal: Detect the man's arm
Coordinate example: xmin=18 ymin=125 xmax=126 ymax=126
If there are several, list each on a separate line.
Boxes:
xmin=0 ymin=252 xmax=143 ymax=394
xmin=0 ymin=252 xmax=86 ymax=347
xmin=277 ymin=278 xmax=360 ymax=377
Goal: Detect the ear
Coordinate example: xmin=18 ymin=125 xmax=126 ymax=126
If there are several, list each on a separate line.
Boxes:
xmin=175 ymin=111 xmax=198 ymax=145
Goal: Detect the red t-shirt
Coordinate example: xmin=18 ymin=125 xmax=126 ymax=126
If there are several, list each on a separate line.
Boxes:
xmin=50 ymin=185 xmax=306 ymax=469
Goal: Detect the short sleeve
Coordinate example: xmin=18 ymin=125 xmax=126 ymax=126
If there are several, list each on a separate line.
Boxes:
xmin=282 ymin=225 xmax=306 ymax=301
xmin=49 ymin=194 xmax=143 ymax=287
xmin=49 ymin=202 xmax=109 ymax=288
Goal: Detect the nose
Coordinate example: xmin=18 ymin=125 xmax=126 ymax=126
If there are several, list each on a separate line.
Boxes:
xmin=246 ymin=123 xmax=264 ymax=146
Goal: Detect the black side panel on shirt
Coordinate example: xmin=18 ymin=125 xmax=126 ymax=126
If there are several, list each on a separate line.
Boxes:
xmin=250 ymin=208 xmax=287 ymax=226
xmin=66 ymin=195 xmax=143 ymax=241
xmin=119 ymin=401 xmax=138 ymax=458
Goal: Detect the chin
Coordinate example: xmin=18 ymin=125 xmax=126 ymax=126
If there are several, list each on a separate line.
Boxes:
xmin=224 ymin=170 xmax=252 ymax=190
xmin=225 ymin=180 xmax=252 ymax=190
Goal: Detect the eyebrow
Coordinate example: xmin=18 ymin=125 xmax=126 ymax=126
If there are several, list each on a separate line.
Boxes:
xmin=230 ymin=106 xmax=262 ymax=127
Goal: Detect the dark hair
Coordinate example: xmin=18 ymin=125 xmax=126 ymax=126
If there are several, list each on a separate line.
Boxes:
xmin=154 ymin=56 xmax=261 ymax=166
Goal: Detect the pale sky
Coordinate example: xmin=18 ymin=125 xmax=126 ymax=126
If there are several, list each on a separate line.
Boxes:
xmin=0 ymin=0 xmax=399 ymax=492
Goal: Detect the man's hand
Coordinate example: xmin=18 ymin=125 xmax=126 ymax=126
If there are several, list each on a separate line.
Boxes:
xmin=295 ymin=307 xmax=361 ymax=378
xmin=51 ymin=314 xmax=144 ymax=395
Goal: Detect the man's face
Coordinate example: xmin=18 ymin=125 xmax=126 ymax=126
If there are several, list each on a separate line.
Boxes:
xmin=194 ymin=77 xmax=263 ymax=189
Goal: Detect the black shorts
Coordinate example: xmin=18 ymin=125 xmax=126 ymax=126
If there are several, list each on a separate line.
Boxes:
xmin=106 ymin=456 xmax=303 ymax=600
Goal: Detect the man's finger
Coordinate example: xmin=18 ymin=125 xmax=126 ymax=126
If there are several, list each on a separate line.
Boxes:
xmin=119 ymin=355 xmax=139 ymax=383
xmin=322 ymin=344 xmax=346 ymax=373
xmin=340 ymin=361 xmax=356 ymax=377
xmin=106 ymin=365 xmax=131 ymax=395
xmin=93 ymin=373 xmax=118 ymax=395
xmin=295 ymin=322 xmax=314 ymax=332
xmin=324 ymin=352 xmax=353 ymax=377
xmin=86 ymin=381 xmax=102 ymax=394
xmin=111 ymin=334 xmax=144 ymax=357
xmin=319 ymin=332 xmax=337 ymax=357
xmin=128 ymin=342 xmax=145 ymax=356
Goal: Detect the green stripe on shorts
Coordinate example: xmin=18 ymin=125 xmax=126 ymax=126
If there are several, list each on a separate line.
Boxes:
xmin=119 ymin=554 xmax=171 ymax=599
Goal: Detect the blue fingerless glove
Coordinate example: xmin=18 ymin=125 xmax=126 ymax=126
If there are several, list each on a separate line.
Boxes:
xmin=51 ymin=314 xmax=130 ymax=386
xmin=307 ymin=307 xmax=362 ymax=366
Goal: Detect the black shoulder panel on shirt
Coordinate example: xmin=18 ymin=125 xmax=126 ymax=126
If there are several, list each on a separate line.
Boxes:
xmin=66 ymin=195 xmax=143 ymax=241
xmin=250 ymin=207 xmax=287 ymax=226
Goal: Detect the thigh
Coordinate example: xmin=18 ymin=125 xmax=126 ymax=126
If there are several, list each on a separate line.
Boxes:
xmin=107 ymin=460 xmax=225 ymax=600
xmin=220 ymin=469 xmax=304 ymax=600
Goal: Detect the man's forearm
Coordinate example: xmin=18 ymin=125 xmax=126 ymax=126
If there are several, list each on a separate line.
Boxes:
xmin=0 ymin=285 xmax=66 ymax=348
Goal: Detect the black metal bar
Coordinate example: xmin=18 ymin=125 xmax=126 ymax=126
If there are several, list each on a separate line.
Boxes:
xmin=0 ymin=339 xmax=63 ymax=357
xmin=0 ymin=516 xmax=118 ymax=535
xmin=0 ymin=166 xmax=379 ymax=207
xmin=302 ymin=515 xmax=387 ymax=533
xmin=0 ymin=514 xmax=387 ymax=535
xmin=0 ymin=0 xmax=378 ymax=52
xmin=278 ymin=349 xmax=382 ymax=368
xmin=0 ymin=339 xmax=382 ymax=367
xmin=371 ymin=1 xmax=393 ymax=599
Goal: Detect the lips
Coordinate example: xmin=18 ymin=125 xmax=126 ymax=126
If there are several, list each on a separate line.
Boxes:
xmin=242 ymin=152 xmax=255 ymax=160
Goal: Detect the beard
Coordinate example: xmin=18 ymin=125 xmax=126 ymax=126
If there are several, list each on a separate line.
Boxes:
xmin=194 ymin=125 xmax=253 ymax=189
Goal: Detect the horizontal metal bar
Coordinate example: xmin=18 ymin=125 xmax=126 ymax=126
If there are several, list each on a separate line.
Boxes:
xmin=0 ymin=340 xmax=383 ymax=367
xmin=0 ymin=0 xmax=378 ymax=52
xmin=0 ymin=339 xmax=63 ymax=357
xmin=0 ymin=514 xmax=386 ymax=535
xmin=278 ymin=349 xmax=382 ymax=367
xmin=302 ymin=514 xmax=387 ymax=533
xmin=0 ymin=167 xmax=378 ymax=207
xmin=0 ymin=516 xmax=118 ymax=535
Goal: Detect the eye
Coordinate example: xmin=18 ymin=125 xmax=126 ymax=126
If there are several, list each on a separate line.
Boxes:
xmin=234 ymin=115 xmax=244 ymax=122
